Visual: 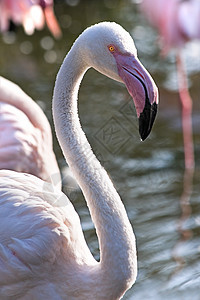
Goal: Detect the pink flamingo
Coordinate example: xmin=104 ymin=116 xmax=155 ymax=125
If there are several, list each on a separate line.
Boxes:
xmin=0 ymin=76 xmax=61 ymax=187
xmin=140 ymin=0 xmax=200 ymax=273
xmin=0 ymin=0 xmax=61 ymax=38
xmin=0 ymin=22 xmax=158 ymax=298
xmin=140 ymin=0 xmax=200 ymax=171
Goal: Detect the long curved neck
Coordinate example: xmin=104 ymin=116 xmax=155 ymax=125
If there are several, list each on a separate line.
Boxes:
xmin=0 ymin=76 xmax=52 ymax=139
xmin=53 ymin=47 xmax=137 ymax=295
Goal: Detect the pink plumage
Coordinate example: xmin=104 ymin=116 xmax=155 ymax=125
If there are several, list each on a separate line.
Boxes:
xmin=141 ymin=0 xmax=200 ymax=55
xmin=140 ymin=0 xmax=200 ymax=170
xmin=0 ymin=0 xmax=61 ymax=38
xmin=0 ymin=76 xmax=61 ymax=187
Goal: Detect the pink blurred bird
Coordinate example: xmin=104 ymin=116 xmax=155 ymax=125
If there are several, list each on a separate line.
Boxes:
xmin=0 ymin=0 xmax=62 ymax=38
xmin=0 ymin=76 xmax=61 ymax=187
xmin=140 ymin=0 xmax=200 ymax=170
xmin=140 ymin=0 xmax=200 ymax=55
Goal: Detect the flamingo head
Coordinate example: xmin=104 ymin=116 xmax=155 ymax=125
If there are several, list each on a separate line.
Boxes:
xmin=76 ymin=22 xmax=159 ymax=140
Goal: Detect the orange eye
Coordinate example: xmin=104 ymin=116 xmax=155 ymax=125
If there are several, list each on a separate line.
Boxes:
xmin=108 ymin=45 xmax=115 ymax=52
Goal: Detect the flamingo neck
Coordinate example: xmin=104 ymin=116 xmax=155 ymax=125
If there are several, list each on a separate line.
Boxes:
xmin=53 ymin=46 xmax=137 ymax=293
xmin=0 ymin=77 xmax=51 ymax=138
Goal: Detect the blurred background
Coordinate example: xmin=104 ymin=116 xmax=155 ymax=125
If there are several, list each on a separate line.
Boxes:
xmin=0 ymin=0 xmax=200 ymax=299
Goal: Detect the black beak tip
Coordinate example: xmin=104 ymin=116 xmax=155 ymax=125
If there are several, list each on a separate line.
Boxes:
xmin=139 ymin=102 xmax=158 ymax=141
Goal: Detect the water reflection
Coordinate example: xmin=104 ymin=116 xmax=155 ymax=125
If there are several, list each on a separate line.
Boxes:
xmin=172 ymin=168 xmax=194 ymax=275
xmin=0 ymin=1 xmax=200 ymax=299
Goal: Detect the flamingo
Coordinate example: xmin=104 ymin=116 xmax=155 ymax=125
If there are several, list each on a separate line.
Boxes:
xmin=0 ymin=22 xmax=158 ymax=299
xmin=0 ymin=0 xmax=61 ymax=38
xmin=140 ymin=0 xmax=200 ymax=171
xmin=0 ymin=76 xmax=61 ymax=187
xmin=140 ymin=0 xmax=200 ymax=273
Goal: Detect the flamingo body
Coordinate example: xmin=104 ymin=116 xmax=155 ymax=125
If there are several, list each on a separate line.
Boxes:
xmin=0 ymin=22 xmax=158 ymax=299
xmin=0 ymin=170 xmax=96 ymax=299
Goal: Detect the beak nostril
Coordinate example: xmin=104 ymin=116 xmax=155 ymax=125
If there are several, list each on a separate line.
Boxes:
xmin=135 ymin=69 xmax=145 ymax=80
xmin=122 ymin=67 xmax=149 ymax=103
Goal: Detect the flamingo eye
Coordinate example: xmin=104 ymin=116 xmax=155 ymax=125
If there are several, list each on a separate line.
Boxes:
xmin=108 ymin=45 xmax=115 ymax=52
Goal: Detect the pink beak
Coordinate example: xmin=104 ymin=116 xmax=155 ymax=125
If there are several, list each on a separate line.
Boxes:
xmin=114 ymin=53 xmax=159 ymax=140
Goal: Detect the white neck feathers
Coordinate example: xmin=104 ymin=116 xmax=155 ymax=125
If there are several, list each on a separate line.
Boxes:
xmin=52 ymin=41 xmax=137 ymax=295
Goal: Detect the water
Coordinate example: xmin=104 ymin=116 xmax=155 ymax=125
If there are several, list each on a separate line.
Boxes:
xmin=0 ymin=1 xmax=200 ymax=299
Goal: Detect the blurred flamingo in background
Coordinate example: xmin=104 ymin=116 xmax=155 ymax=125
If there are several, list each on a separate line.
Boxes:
xmin=0 ymin=76 xmax=61 ymax=187
xmin=0 ymin=0 xmax=62 ymax=38
xmin=140 ymin=0 xmax=200 ymax=171
xmin=140 ymin=0 xmax=200 ymax=273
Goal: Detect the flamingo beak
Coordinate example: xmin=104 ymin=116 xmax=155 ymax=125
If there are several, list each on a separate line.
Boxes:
xmin=114 ymin=54 xmax=159 ymax=141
